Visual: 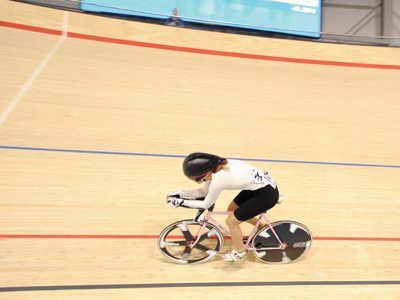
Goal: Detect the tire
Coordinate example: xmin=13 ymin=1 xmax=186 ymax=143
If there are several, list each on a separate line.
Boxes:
xmin=251 ymin=221 xmax=312 ymax=264
xmin=158 ymin=219 xmax=224 ymax=264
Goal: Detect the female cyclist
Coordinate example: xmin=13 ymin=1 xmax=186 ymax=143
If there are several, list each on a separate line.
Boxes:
xmin=166 ymin=152 xmax=280 ymax=262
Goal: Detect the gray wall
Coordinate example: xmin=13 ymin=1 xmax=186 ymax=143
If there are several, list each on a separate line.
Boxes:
xmin=13 ymin=0 xmax=80 ymax=10
xmin=321 ymin=0 xmax=400 ymax=46
xmin=389 ymin=0 xmax=400 ymax=45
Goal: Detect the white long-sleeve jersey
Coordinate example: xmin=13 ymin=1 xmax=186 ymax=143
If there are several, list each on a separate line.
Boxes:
xmin=181 ymin=159 xmax=276 ymax=210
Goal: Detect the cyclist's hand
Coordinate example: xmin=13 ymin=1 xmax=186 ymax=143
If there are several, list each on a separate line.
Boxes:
xmin=166 ymin=190 xmax=185 ymax=199
xmin=167 ymin=198 xmax=184 ymax=208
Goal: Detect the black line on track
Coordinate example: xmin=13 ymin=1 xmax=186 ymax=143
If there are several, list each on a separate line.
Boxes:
xmin=1 ymin=281 xmax=399 ymax=292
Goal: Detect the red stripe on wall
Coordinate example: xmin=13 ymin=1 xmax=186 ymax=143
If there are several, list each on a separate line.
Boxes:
xmin=1 ymin=20 xmax=400 ymax=70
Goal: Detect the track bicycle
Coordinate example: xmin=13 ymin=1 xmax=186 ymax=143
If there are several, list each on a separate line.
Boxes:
xmin=158 ymin=197 xmax=312 ymax=264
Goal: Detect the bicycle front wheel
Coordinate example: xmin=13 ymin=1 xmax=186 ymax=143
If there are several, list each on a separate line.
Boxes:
xmin=251 ymin=221 xmax=312 ymax=264
xmin=158 ymin=219 xmax=224 ymax=264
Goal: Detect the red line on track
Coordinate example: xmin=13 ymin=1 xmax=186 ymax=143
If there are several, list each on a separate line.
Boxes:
xmin=0 ymin=234 xmax=158 ymax=239
xmin=0 ymin=20 xmax=61 ymax=35
xmin=313 ymin=236 xmax=400 ymax=242
xmin=1 ymin=20 xmax=400 ymax=70
xmin=1 ymin=234 xmax=399 ymax=241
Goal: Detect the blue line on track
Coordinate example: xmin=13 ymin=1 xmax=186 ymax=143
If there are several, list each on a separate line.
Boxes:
xmin=1 ymin=145 xmax=399 ymax=169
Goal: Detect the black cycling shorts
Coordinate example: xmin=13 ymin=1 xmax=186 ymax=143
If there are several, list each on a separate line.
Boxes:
xmin=233 ymin=185 xmax=279 ymax=222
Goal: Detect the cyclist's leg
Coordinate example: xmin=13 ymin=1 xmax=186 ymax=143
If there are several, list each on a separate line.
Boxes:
xmin=232 ymin=185 xmax=279 ymax=230
xmin=226 ymin=213 xmax=245 ymax=252
xmin=228 ymin=191 xmax=264 ymax=229
xmin=223 ymin=187 xmax=279 ymax=262
xmin=236 ymin=185 xmax=279 ymax=218
xmin=223 ymin=190 xmax=261 ymax=261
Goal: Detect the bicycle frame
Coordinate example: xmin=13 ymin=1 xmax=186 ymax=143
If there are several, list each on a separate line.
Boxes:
xmin=190 ymin=210 xmax=287 ymax=251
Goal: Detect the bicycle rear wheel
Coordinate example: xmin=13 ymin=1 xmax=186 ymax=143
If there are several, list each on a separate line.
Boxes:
xmin=158 ymin=219 xmax=224 ymax=264
xmin=251 ymin=221 xmax=312 ymax=264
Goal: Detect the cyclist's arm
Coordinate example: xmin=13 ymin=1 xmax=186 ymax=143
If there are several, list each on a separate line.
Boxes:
xmin=182 ymin=188 xmax=207 ymax=198
xmin=181 ymin=181 xmax=221 ymax=209
xmin=180 ymin=180 xmax=210 ymax=199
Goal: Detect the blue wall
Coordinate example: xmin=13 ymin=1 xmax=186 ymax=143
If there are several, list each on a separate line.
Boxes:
xmin=81 ymin=0 xmax=321 ymax=38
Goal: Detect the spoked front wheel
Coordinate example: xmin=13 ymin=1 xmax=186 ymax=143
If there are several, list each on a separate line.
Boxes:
xmin=251 ymin=221 xmax=312 ymax=264
xmin=158 ymin=220 xmax=224 ymax=264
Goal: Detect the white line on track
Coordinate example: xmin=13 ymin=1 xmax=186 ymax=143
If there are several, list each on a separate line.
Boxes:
xmin=0 ymin=11 xmax=69 ymax=128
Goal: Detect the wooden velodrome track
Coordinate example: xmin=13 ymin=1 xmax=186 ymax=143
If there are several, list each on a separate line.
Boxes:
xmin=1 ymin=1 xmax=400 ymax=299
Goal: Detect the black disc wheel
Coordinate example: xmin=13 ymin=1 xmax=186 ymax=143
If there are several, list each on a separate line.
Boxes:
xmin=251 ymin=221 xmax=312 ymax=264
